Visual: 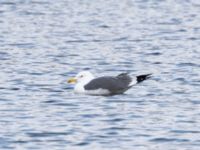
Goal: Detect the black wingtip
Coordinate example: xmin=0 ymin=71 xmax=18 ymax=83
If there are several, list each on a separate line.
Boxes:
xmin=136 ymin=74 xmax=152 ymax=83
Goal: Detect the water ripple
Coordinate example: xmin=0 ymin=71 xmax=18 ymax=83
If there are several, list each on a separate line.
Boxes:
xmin=0 ymin=0 xmax=200 ymax=150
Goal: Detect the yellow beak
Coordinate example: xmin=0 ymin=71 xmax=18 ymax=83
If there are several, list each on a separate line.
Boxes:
xmin=67 ymin=78 xmax=77 ymax=83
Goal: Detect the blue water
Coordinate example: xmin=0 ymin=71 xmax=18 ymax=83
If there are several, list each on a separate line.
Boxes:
xmin=0 ymin=0 xmax=200 ymax=149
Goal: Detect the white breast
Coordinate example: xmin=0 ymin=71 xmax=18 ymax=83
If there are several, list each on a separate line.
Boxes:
xmin=74 ymin=83 xmax=85 ymax=93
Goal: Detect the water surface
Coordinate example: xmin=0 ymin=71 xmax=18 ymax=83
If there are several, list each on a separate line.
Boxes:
xmin=0 ymin=0 xmax=200 ymax=149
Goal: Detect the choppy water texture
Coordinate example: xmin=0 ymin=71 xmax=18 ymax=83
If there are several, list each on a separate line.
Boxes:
xmin=0 ymin=0 xmax=200 ymax=149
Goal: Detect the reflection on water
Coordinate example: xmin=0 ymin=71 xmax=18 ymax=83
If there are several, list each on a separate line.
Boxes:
xmin=0 ymin=0 xmax=200 ymax=149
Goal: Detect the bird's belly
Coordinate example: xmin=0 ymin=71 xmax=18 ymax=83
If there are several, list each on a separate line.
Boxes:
xmin=85 ymin=88 xmax=110 ymax=96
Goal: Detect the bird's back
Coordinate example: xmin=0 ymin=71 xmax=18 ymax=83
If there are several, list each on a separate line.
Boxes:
xmin=84 ymin=74 xmax=132 ymax=94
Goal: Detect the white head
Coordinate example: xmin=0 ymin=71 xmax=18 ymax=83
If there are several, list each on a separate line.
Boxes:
xmin=68 ymin=71 xmax=94 ymax=84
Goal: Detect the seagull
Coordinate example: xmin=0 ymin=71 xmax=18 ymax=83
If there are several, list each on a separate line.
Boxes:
xmin=68 ymin=71 xmax=151 ymax=96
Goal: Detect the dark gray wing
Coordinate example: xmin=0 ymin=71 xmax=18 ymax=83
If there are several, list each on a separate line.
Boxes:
xmin=84 ymin=73 xmax=132 ymax=94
